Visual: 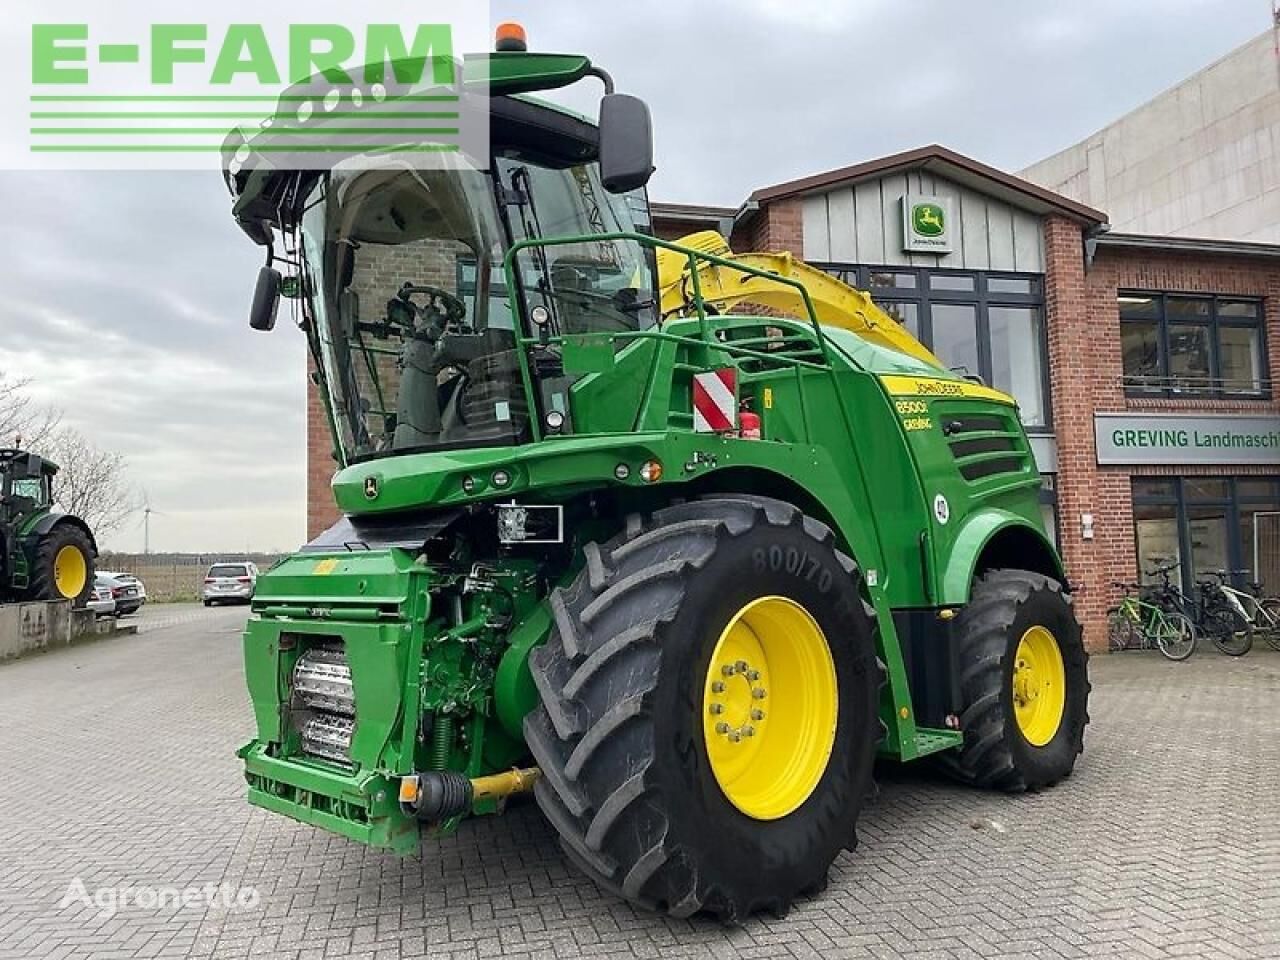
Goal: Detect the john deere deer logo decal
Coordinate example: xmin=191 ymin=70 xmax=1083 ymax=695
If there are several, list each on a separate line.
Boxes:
xmin=912 ymin=203 xmax=945 ymax=237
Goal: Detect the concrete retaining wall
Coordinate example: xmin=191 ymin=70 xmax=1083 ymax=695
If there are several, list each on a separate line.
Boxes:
xmin=0 ymin=601 xmax=136 ymax=661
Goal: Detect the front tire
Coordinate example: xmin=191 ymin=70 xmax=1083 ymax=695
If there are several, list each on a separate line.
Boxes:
xmin=1151 ymin=611 xmax=1197 ymax=661
xmin=525 ymin=496 xmax=881 ymax=921
xmin=938 ymin=569 xmax=1089 ymax=791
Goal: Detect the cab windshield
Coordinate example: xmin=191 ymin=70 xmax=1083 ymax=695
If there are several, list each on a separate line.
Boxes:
xmin=299 ymin=149 xmax=656 ymax=463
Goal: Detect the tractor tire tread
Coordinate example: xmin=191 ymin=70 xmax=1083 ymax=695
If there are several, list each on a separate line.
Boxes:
xmin=526 ymin=494 xmax=879 ymax=921
xmin=935 ymin=568 xmax=1089 ymax=792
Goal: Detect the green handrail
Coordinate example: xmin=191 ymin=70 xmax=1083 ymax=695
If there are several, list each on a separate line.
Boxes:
xmin=501 ymin=231 xmax=856 ymax=446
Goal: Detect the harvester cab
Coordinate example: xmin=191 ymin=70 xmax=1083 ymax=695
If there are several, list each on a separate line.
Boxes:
xmin=0 ymin=449 xmax=97 ymax=606
xmin=224 ymin=24 xmax=1088 ymax=921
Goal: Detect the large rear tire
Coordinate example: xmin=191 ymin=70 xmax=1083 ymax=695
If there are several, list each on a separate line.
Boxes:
xmin=27 ymin=524 xmax=95 ymax=607
xmin=937 ymin=569 xmax=1089 ymax=791
xmin=525 ymin=496 xmax=881 ymax=921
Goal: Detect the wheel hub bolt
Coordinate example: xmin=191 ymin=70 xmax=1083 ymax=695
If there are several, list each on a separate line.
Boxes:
xmin=751 ymin=709 xmax=765 ymax=721
xmin=728 ymin=731 xmax=741 ymax=743
xmin=715 ymin=722 xmax=730 ymax=734
xmin=752 ymin=688 xmax=767 ymax=700
xmin=743 ymin=725 xmax=755 ymax=737
xmin=711 ymin=681 xmax=725 ymax=693
xmin=709 ymin=703 xmax=724 ymax=715
xmin=746 ymin=669 xmax=760 ymax=681
xmin=733 ymin=660 xmax=748 ymax=674
xmin=721 ymin=664 xmax=735 ymax=677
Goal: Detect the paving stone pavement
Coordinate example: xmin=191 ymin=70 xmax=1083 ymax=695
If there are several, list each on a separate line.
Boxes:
xmin=1 ymin=607 xmax=1278 ymax=960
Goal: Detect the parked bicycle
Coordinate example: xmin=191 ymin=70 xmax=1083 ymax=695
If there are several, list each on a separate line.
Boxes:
xmin=1142 ymin=561 xmax=1258 ymax=656
xmin=1196 ymin=570 xmax=1280 ymax=655
xmin=1107 ymin=579 xmax=1197 ymax=661
xmin=1142 ymin=560 xmax=1195 ymax=620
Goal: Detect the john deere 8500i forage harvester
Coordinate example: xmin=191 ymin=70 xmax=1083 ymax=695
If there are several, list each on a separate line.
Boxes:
xmin=223 ymin=26 xmax=1088 ymax=921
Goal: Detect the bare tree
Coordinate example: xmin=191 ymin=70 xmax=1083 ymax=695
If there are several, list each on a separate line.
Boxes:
xmin=0 ymin=371 xmax=60 ymax=449
xmin=0 ymin=373 xmax=136 ymax=537
xmin=44 ymin=427 xmax=139 ymax=539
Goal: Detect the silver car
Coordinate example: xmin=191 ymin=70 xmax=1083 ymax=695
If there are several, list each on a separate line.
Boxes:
xmin=202 ymin=562 xmax=258 ymax=606
xmin=87 ymin=581 xmax=116 ymax=617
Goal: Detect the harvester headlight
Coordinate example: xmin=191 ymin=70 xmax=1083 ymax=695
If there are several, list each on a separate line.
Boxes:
xmin=462 ymin=475 xmax=478 ymax=494
xmin=530 ymin=305 xmax=551 ymax=326
xmin=640 ymin=460 xmax=663 ymax=483
xmin=614 ymin=463 xmax=631 ymax=481
xmin=545 ymin=411 xmax=565 ymax=433
xmin=492 ymin=469 xmax=512 ymax=489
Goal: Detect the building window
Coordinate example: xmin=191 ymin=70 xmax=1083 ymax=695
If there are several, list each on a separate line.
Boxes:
xmin=1119 ymin=293 xmax=1267 ymax=397
xmin=989 ymin=307 xmax=1048 ymax=428
xmin=819 ymin=265 xmax=1050 ymax=430
xmin=1131 ymin=477 xmax=1280 ymax=594
xmin=930 ymin=303 xmax=980 ymax=378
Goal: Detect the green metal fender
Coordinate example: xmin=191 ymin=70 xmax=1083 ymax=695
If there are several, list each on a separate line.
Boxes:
xmin=938 ymin=508 xmax=1064 ymax=606
xmin=21 ymin=510 xmax=98 ymax=555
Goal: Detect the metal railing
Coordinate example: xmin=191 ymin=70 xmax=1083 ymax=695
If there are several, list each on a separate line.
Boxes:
xmin=502 ymin=231 xmax=849 ymax=447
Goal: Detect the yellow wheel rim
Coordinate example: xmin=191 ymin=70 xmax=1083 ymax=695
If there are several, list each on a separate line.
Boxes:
xmin=53 ymin=544 xmax=88 ymax=599
xmin=1012 ymin=626 xmax=1066 ymax=747
xmin=702 ymin=596 xmax=838 ymax=820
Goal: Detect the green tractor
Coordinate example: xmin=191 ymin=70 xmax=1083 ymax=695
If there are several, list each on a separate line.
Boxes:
xmin=224 ymin=30 xmax=1088 ymax=920
xmin=0 ymin=449 xmax=97 ymax=607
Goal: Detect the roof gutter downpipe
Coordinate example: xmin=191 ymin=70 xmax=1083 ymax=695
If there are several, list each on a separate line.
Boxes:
xmin=1084 ymin=222 xmax=1111 ymax=271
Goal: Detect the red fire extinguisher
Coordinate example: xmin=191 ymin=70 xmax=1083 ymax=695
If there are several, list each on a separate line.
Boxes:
xmin=739 ymin=401 xmax=762 ymax=440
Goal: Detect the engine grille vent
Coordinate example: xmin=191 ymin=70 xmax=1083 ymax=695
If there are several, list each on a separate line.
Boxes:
xmin=938 ymin=407 xmax=1033 ymax=485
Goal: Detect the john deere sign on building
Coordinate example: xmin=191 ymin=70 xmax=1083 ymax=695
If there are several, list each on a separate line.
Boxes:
xmin=901 ymin=195 xmax=953 ymax=253
xmin=1095 ymin=413 xmax=1280 ymax=466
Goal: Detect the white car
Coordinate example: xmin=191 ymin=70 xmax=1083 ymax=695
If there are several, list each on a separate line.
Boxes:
xmin=202 ymin=562 xmax=259 ymax=606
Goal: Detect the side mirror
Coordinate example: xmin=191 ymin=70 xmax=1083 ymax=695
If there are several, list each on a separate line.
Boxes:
xmin=598 ymin=93 xmax=655 ymax=194
xmin=250 ymin=266 xmax=282 ymax=332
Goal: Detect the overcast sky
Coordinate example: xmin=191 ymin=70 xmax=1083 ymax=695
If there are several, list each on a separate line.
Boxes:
xmin=0 ymin=0 xmax=1269 ymax=553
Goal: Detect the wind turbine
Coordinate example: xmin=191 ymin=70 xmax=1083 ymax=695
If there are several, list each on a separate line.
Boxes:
xmin=139 ymin=493 xmax=166 ymax=556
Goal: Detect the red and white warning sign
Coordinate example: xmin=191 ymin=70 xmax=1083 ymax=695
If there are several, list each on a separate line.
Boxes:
xmin=692 ymin=368 xmax=738 ymax=433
